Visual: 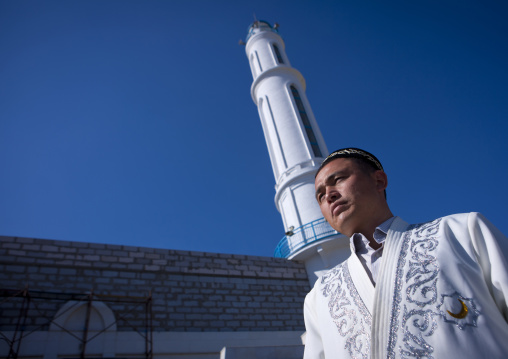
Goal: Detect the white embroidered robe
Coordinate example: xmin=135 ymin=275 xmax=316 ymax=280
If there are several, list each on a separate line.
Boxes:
xmin=303 ymin=213 xmax=508 ymax=359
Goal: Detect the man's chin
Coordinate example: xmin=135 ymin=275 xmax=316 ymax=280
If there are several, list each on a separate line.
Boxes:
xmin=330 ymin=221 xmax=347 ymax=236
xmin=331 ymin=218 xmax=354 ymax=237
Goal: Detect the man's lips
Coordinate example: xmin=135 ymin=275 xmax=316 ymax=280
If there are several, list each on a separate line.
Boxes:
xmin=331 ymin=201 xmax=347 ymax=216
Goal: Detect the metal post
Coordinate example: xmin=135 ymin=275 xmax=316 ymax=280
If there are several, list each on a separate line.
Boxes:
xmin=311 ymin=220 xmax=317 ymax=243
xmin=149 ymin=292 xmax=153 ymax=359
xmin=8 ymin=287 xmax=30 ymax=359
xmin=145 ymin=291 xmax=153 ymax=359
xmin=80 ymin=290 xmax=93 ymax=359
xmin=13 ymin=288 xmax=30 ymax=359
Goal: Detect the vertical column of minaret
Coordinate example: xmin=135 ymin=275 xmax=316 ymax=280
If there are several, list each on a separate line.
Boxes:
xmin=244 ymin=21 xmax=328 ymax=254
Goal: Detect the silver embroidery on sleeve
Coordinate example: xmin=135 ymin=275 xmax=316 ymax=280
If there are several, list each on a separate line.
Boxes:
xmin=321 ymin=261 xmax=372 ymax=359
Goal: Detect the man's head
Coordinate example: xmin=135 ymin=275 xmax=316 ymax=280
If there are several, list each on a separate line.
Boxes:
xmin=314 ymin=148 xmax=392 ymax=238
xmin=315 ymin=148 xmax=384 ymax=178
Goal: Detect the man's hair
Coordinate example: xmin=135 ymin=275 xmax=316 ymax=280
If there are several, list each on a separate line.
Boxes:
xmin=315 ymin=147 xmax=383 ymax=178
xmin=349 ymin=157 xmax=379 ymax=174
xmin=352 ymin=157 xmax=387 ymax=199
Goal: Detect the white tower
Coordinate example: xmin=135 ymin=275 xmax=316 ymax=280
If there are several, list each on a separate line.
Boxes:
xmin=244 ymin=21 xmax=349 ymax=284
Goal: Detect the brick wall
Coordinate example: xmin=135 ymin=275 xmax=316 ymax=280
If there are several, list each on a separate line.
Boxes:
xmin=0 ymin=236 xmax=310 ymax=332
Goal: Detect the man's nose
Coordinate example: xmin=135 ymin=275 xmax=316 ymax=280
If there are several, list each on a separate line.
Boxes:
xmin=325 ymin=189 xmax=339 ymax=203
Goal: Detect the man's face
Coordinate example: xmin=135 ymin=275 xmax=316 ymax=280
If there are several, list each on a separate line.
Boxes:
xmin=314 ymin=158 xmax=384 ymax=236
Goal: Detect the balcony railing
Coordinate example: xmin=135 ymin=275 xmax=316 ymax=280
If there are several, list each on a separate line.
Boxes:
xmin=274 ymin=218 xmax=339 ymax=258
xmin=246 ymin=20 xmax=279 ymax=42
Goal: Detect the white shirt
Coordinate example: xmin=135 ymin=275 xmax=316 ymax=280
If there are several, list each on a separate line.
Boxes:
xmin=351 ymin=217 xmax=395 ymax=285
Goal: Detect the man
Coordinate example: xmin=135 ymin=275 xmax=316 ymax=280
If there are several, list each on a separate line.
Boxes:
xmin=303 ymin=148 xmax=508 ymax=359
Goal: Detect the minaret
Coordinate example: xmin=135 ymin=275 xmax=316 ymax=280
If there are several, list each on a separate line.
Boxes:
xmin=244 ymin=21 xmax=349 ymax=284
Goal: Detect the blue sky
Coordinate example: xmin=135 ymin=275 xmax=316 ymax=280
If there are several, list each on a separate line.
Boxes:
xmin=1 ymin=0 xmax=507 ymax=257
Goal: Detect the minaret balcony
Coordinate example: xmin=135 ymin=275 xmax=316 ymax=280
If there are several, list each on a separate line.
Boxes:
xmin=245 ymin=20 xmax=279 ymax=42
xmin=274 ymin=218 xmax=339 ymax=258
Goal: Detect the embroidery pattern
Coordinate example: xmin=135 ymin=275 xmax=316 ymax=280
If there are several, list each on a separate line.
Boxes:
xmin=387 ymin=224 xmax=417 ymax=358
xmin=322 ymin=261 xmax=372 ymax=359
xmin=399 ymin=307 xmax=438 ymax=358
xmin=387 ymin=219 xmax=442 ymax=359
xmin=437 ymin=292 xmax=479 ymax=330
xmin=387 ymin=218 xmax=483 ymax=358
xmin=401 ymin=218 xmax=442 ymax=358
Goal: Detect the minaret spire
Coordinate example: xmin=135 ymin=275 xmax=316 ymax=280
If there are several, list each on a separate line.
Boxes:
xmin=244 ymin=20 xmax=349 ymax=283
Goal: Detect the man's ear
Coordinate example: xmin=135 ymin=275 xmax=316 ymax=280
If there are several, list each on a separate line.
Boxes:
xmin=373 ymin=170 xmax=388 ymax=192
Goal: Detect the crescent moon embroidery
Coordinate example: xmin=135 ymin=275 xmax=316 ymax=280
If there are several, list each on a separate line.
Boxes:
xmin=447 ymin=299 xmax=468 ymax=319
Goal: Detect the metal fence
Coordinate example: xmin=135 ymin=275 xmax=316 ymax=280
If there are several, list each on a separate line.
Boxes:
xmin=274 ymin=218 xmax=338 ymax=258
xmin=0 ymin=288 xmax=153 ymax=359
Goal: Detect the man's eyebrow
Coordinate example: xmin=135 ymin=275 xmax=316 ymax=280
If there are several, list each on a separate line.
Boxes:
xmin=323 ymin=170 xmax=348 ymax=183
xmin=315 ymin=170 xmax=348 ymax=199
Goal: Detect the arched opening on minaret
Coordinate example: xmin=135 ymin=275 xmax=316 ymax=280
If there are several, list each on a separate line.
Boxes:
xmin=290 ymin=85 xmax=322 ymax=158
xmin=272 ymin=44 xmax=284 ymax=64
xmin=249 ymin=54 xmax=258 ymax=78
xmin=250 ymin=51 xmax=263 ymax=77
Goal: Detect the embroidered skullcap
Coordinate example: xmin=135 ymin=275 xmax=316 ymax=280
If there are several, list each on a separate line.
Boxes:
xmin=316 ymin=147 xmax=383 ymax=177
